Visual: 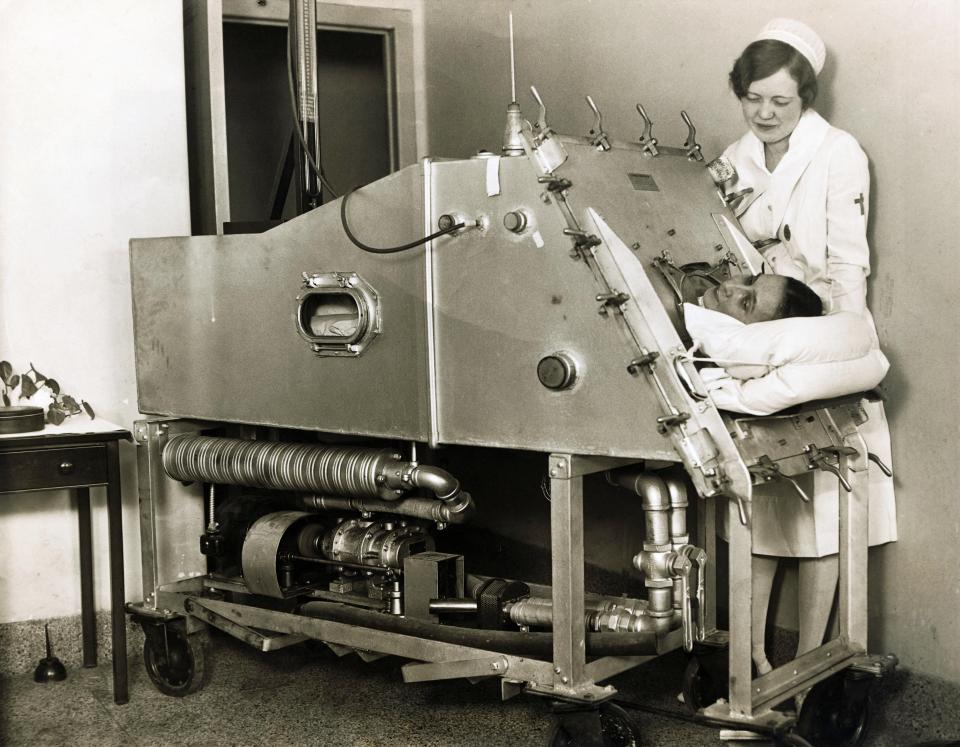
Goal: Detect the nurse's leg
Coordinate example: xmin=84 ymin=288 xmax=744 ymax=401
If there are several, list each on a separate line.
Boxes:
xmin=796 ymin=554 xmax=839 ymax=655
xmin=752 ymin=554 xmax=778 ymax=675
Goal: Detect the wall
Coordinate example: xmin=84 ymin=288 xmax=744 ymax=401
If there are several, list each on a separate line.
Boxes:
xmin=319 ymin=0 xmax=429 ymax=158
xmin=0 ymin=3 xmax=190 ymax=620
xmin=423 ymin=0 xmax=960 ymax=682
xmin=221 ymin=23 xmax=391 ymax=221
xmin=0 ymin=0 xmax=422 ymax=630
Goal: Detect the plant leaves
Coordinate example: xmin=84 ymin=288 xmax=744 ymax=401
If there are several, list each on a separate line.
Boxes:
xmin=45 ymin=378 xmax=60 ymax=396
xmin=9 ymin=374 xmax=20 ymax=390
xmin=82 ymin=400 xmax=95 ymax=419
xmin=0 ymin=361 xmax=11 ymax=385
xmin=1 ymin=392 xmax=9 ymax=407
xmin=46 ymin=405 xmax=67 ymax=426
xmin=20 ymin=375 xmax=37 ymax=399
xmin=30 ymin=363 xmax=46 ymax=384
xmin=62 ymin=395 xmax=81 ymax=414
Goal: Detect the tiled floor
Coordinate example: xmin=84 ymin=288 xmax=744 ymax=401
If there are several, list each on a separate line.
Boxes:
xmin=0 ymin=629 xmax=957 ymax=746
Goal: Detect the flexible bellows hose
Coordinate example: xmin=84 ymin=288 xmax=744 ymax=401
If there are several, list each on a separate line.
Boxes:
xmin=162 ymin=435 xmax=397 ymax=499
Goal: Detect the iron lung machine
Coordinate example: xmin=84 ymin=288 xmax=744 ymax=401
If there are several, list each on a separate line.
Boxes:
xmin=128 ymin=100 xmax=892 ymax=741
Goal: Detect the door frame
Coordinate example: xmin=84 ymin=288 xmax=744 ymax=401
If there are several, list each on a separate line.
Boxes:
xmin=184 ymin=0 xmax=419 ymax=234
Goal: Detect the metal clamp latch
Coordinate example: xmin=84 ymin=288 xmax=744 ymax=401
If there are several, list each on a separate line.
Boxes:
xmin=626 ymin=350 xmax=660 ymax=376
xmin=539 ymin=175 xmax=573 ymax=193
xmin=585 ymin=95 xmax=611 ymax=151
xmin=749 ymin=455 xmax=811 ymax=502
xmin=672 ymin=545 xmax=707 ymax=652
xmin=635 ymin=103 xmax=659 ymax=156
xmin=596 ymin=291 xmax=630 ymax=316
xmin=561 ymin=228 xmax=601 ymax=260
xmin=804 ymin=444 xmax=857 ymax=492
xmin=681 ymin=111 xmax=703 ymax=161
xmin=867 ymin=452 xmax=893 ymax=476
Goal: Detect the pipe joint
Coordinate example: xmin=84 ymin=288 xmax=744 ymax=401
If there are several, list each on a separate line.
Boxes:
xmin=606 ymin=470 xmax=670 ymax=511
xmin=664 ymin=476 xmax=689 ymax=509
xmin=404 ymin=464 xmax=463 ymax=503
xmin=633 ymin=549 xmax=677 ymax=580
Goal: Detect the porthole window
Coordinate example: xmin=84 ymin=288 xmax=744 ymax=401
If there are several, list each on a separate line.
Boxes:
xmin=295 ymin=273 xmax=381 ymax=357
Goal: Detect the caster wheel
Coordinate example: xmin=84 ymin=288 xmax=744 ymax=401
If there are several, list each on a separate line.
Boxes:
xmin=548 ymin=703 xmax=642 ymax=746
xmin=681 ymin=653 xmax=728 ymax=712
xmin=796 ymin=671 xmax=871 ymax=746
xmin=142 ymin=624 xmax=209 ymax=697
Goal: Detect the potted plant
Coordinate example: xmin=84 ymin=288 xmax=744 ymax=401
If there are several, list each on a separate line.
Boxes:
xmin=0 ymin=360 xmax=94 ymax=429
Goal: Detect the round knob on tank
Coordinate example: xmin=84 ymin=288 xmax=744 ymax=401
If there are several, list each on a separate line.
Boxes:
xmin=439 ymin=213 xmax=479 ymax=232
xmin=437 ymin=214 xmax=459 ymax=231
xmin=537 ymin=352 xmax=578 ymax=390
xmin=503 ymin=210 xmax=528 ymax=233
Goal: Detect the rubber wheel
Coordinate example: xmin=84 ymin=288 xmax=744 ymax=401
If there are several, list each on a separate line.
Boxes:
xmin=681 ymin=654 xmax=728 ymax=712
xmin=796 ymin=672 xmax=871 ymax=746
xmin=143 ymin=626 xmax=209 ymax=697
xmin=548 ymin=703 xmax=642 ymax=746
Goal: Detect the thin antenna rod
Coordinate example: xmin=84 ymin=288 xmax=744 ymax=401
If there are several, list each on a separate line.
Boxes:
xmin=509 ymin=11 xmax=517 ymax=102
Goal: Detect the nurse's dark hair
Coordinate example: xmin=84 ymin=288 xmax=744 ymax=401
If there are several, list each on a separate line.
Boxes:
xmin=729 ymin=39 xmax=818 ymax=109
xmin=776 ymin=276 xmax=823 ymax=319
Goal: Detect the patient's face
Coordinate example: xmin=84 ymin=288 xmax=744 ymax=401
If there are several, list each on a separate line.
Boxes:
xmin=700 ymin=275 xmax=786 ymax=324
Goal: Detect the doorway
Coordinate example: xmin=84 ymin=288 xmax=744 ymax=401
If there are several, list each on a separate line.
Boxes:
xmin=182 ymin=1 xmax=418 ymax=235
xmin=222 ymin=21 xmax=391 ymax=222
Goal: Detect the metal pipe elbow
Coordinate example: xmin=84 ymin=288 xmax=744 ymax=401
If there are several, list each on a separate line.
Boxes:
xmin=409 ymin=492 xmax=475 ymax=524
xmin=438 ymin=490 xmax=475 ymax=522
xmin=606 ymin=470 xmax=670 ymax=511
xmin=410 ymin=464 xmax=462 ymax=503
xmin=664 ymin=476 xmax=688 ymax=509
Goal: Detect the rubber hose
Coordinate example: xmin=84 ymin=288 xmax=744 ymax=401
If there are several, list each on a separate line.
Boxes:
xmin=298 ymin=600 xmax=661 ymax=657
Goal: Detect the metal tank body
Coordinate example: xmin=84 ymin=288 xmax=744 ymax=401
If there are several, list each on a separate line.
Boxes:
xmin=127 ymin=105 xmax=890 ymax=732
xmin=130 ymin=166 xmax=431 ymax=440
xmin=130 ymin=136 xmax=741 ymax=464
xmin=429 ymin=142 xmax=732 ymax=458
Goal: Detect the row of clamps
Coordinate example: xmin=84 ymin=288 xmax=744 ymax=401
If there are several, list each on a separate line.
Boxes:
xmin=749 ymin=446 xmax=893 ymax=502
xmin=505 ymin=87 xmax=704 ymax=161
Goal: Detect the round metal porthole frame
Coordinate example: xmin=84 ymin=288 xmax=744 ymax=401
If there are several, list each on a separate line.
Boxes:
xmin=295 ymin=272 xmax=382 ymax=357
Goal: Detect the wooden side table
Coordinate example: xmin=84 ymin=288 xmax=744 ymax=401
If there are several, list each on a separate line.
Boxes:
xmin=0 ymin=418 xmax=131 ymax=705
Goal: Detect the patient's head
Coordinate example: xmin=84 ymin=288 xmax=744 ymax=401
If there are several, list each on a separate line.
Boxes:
xmin=700 ymin=274 xmax=822 ymax=324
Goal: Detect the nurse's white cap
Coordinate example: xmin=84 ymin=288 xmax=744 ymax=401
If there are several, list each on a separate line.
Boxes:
xmin=755 ymin=18 xmax=826 ymax=75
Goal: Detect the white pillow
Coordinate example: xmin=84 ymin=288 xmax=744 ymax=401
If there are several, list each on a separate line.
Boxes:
xmin=683 ymin=303 xmax=889 ymax=415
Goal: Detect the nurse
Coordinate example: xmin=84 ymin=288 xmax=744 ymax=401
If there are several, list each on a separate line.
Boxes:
xmin=721 ymin=18 xmax=897 ymax=676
